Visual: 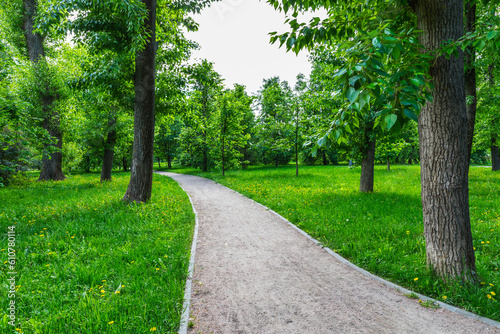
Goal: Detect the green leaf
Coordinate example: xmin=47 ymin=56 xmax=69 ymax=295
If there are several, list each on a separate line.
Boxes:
xmin=385 ymin=114 xmax=397 ymax=130
xmin=487 ymin=30 xmax=498 ymax=40
xmin=344 ymin=123 xmax=352 ymax=134
xmin=334 ymin=68 xmax=348 ymax=77
xmin=349 ymin=75 xmax=363 ymax=86
xmin=346 ymin=87 xmax=360 ymax=103
xmin=403 ymin=109 xmax=418 ymax=122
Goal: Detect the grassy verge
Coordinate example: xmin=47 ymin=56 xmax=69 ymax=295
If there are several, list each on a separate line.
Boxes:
xmin=176 ymin=164 xmax=500 ymax=321
xmin=1 ymin=172 xmax=194 ymax=333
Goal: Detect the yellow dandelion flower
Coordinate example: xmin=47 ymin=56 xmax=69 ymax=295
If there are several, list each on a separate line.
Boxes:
xmin=490 ymin=284 xmax=495 ymax=286
xmin=108 ymin=321 xmax=114 ymax=325
xmin=115 ymin=291 xmax=120 ymax=294
xmin=100 ymin=289 xmax=105 ymax=293
xmin=150 ymin=327 xmax=157 ymax=332
xmin=414 ymin=278 xmax=418 ymax=281
xmin=122 ymin=285 xmax=125 ymax=287
xmin=481 ymin=241 xmax=485 ymax=244
xmin=442 ymin=296 xmax=447 ymax=299
xmin=491 ymin=292 xmax=496 ymax=296
xmin=156 ymin=268 xmax=160 ymax=271
xmin=487 ymin=294 xmax=492 ymax=299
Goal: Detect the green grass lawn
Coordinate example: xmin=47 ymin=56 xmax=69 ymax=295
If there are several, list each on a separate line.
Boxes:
xmin=173 ymin=164 xmax=500 ymax=321
xmin=0 ymin=172 xmax=194 ymax=333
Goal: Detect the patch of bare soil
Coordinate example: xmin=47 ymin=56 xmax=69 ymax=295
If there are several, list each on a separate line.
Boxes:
xmin=158 ymin=172 xmax=500 ymax=334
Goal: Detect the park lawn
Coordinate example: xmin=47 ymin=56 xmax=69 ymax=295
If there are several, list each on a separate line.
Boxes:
xmin=179 ymin=164 xmax=500 ymax=321
xmin=0 ymin=172 xmax=194 ymax=334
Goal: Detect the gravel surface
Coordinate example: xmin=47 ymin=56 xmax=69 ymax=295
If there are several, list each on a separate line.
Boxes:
xmin=158 ymin=172 xmax=500 ymax=334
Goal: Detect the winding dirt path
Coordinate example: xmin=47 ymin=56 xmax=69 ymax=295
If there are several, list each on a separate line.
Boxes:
xmin=157 ymin=172 xmax=500 ymax=334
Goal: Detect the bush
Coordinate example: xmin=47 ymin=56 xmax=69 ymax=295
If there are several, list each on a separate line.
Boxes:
xmin=0 ymin=126 xmax=30 ymax=186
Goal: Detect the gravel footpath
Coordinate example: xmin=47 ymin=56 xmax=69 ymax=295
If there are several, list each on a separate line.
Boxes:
xmin=157 ymin=172 xmax=500 ymax=334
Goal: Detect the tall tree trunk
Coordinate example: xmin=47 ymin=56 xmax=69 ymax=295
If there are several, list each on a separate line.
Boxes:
xmin=123 ymin=0 xmax=156 ymax=202
xmin=24 ymin=0 xmax=65 ymax=181
xmin=38 ymin=113 xmax=65 ymax=181
xmin=415 ymin=0 xmax=476 ymax=282
xmin=322 ymin=150 xmax=328 ymax=165
xmin=488 ymin=64 xmax=499 ymax=171
xmin=360 ymin=139 xmax=375 ymax=192
xmin=23 ymin=0 xmax=44 ymax=62
xmin=465 ymin=0 xmax=477 ymax=163
xmin=242 ymin=145 xmax=248 ymax=170
xmin=222 ymin=134 xmax=225 ymax=176
xmin=85 ymin=155 xmax=91 ymax=173
xmin=122 ymin=157 xmax=128 ymax=172
xmin=167 ymin=155 xmax=172 ymax=169
xmin=492 ymin=135 xmax=500 ymax=171
xmin=100 ymin=115 xmax=117 ymax=182
xmin=386 ymin=157 xmax=390 ymax=172
xmin=295 ymin=108 xmax=299 ymax=176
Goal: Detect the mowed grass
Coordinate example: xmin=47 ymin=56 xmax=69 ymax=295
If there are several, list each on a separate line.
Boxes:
xmin=0 ymin=172 xmax=194 ymax=333
xmin=179 ymin=164 xmax=500 ymax=321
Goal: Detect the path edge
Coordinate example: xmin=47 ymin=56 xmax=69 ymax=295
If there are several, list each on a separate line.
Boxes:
xmin=155 ymin=172 xmax=199 ymax=334
xmin=203 ymin=175 xmax=500 ymax=329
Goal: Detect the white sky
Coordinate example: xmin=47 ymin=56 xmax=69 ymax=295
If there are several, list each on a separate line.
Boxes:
xmin=185 ymin=0 xmax=322 ymax=95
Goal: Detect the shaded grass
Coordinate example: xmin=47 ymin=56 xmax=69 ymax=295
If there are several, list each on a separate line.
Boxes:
xmin=178 ymin=164 xmax=500 ymax=321
xmin=0 ymin=172 xmax=194 ymax=333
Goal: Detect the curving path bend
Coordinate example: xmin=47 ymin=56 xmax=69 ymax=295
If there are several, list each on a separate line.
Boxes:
xmin=157 ymin=172 xmax=500 ymax=334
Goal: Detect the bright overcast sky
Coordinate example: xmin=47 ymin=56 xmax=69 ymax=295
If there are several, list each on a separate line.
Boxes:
xmin=185 ymin=0 xmax=322 ymax=95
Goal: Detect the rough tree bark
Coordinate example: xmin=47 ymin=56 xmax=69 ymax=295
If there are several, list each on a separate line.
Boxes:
xmin=415 ymin=0 xmax=477 ymax=282
xmin=100 ymin=115 xmax=117 ymax=182
xmin=123 ymin=0 xmax=156 ymax=202
xmin=359 ymin=138 xmax=375 ymax=193
xmin=465 ymin=0 xmax=477 ymax=163
xmin=24 ymin=0 xmax=65 ymax=181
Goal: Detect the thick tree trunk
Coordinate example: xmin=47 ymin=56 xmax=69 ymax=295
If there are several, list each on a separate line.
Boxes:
xmin=360 ymin=139 xmax=375 ymax=192
xmin=167 ymin=156 xmax=172 ymax=169
xmin=38 ymin=113 xmax=66 ymax=181
xmin=123 ymin=0 xmax=156 ymax=202
xmin=24 ymin=0 xmax=65 ymax=181
xmin=23 ymin=0 xmax=44 ymax=62
xmin=100 ymin=116 xmax=117 ymax=182
xmin=416 ymin=0 xmax=477 ymax=282
xmin=492 ymin=136 xmax=500 ymax=171
xmin=465 ymin=0 xmax=477 ymax=163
